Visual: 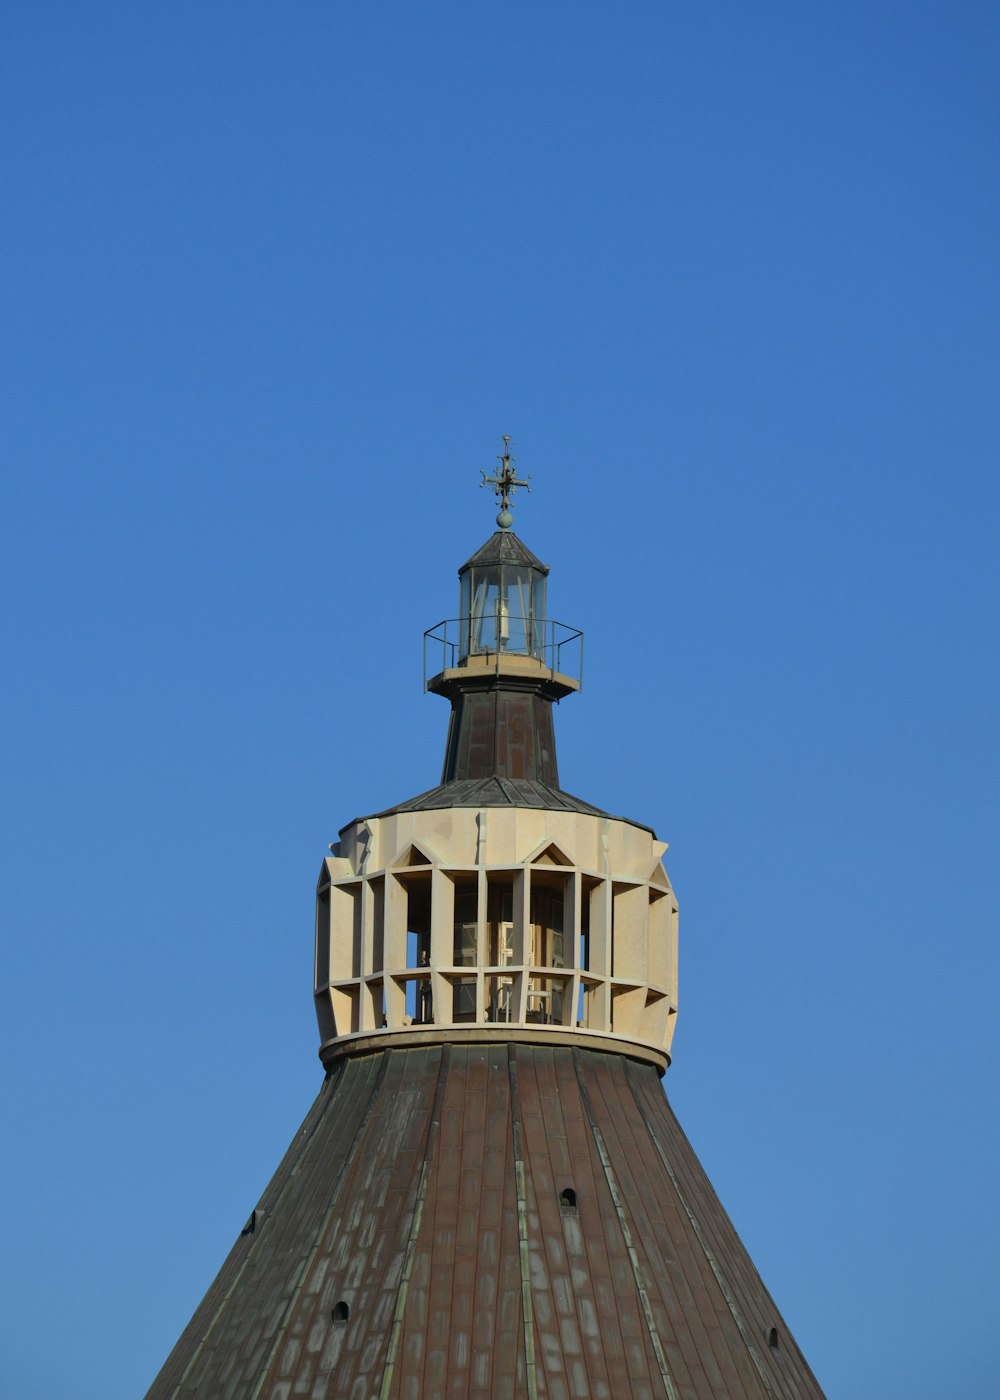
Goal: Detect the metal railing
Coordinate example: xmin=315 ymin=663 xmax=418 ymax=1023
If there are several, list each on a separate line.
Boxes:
xmin=423 ymin=615 xmax=584 ymax=690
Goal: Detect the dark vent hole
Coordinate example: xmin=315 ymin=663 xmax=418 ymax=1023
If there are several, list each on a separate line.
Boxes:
xmin=332 ymin=1301 xmax=350 ymax=1325
xmin=241 ymin=1208 xmax=265 ymax=1236
xmin=559 ymin=1187 xmax=578 ymax=1213
xmin=766 ymin=1327 xmax=779 ymax=1351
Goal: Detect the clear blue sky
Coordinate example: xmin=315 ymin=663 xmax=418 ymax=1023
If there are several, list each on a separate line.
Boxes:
xmin=2 ymin=5 xmax=997 ymax=1397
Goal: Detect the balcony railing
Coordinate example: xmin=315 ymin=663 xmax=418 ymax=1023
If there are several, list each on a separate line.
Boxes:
xmin=423 ymin=616 xmax=584 ymax=690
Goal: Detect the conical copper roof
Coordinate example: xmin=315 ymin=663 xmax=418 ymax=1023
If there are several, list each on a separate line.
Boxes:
xmin=146 ymin=1044 xmax=824 ymax=1399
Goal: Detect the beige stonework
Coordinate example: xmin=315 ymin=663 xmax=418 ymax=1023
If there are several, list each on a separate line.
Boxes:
xmin=426 ymin=649 xmax=580 ymax=695
xmin=315 ymin=805 xmax=678 ymax=1070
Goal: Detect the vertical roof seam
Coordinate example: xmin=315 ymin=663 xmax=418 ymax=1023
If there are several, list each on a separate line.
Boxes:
xmin=507 ymin=1047 xmax=540 ymax=1400
xmin=160 ymin=1064 xmax=347 ymax=1400
xmin=246 ymin=1050 xmax=392 ymax=1400
xmin=622 ymin=1060 xmax=780 ymax=1400
xmin=572 ymin=1049 xmax=680 ymax=1400
xmin=378 ymin=1045 xmax=452 ymax=1399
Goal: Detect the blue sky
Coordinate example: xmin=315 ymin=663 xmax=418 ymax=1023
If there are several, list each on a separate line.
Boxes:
xmin=2 ymin=4 xmax=997 ymax=1397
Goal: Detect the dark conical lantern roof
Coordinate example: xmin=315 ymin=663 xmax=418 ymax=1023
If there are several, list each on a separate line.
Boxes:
xmin=460 ymin=528 xmax=549 ymax=574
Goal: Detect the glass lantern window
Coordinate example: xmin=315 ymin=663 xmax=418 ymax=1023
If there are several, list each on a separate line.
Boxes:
xmin=460 ymin=564 xmax=546 ymax=659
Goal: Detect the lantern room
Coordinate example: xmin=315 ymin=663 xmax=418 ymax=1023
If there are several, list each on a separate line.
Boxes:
xmin=458 ymin=530 xmax=548 ymax=659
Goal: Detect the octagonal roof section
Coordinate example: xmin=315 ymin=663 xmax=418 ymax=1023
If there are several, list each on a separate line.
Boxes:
xmin=459 ymin=528 xmax=548 ymax=574
xmin=352 ymin=775 xmax=656 ymax=837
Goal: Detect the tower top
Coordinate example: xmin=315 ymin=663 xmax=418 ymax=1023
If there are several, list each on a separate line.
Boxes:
xmin=480 ymin=433 xmax=531 ymax=528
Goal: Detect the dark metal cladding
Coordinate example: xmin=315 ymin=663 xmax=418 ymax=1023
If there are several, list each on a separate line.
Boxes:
xmin=144 ymin=1046 xmax=826 ymax=1400
xmin=364 ymin=775 xmax=658 ymax=836
xmin=459 ymin=529 xmax=548 ymax=575
xmin=371 ymin=776 xmax=607 ymax=819
xmin=440 ymin=681 xmax=561 ymax=785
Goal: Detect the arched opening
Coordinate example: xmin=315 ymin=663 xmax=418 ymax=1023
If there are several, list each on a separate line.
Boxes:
xmin=559 ymin=1187 xmax=578 ymax=1214
xmin=766 ymin=1326 xmax=779 ymax=1351
xmin=332 ymin=1301 xmax=350 ymax=1325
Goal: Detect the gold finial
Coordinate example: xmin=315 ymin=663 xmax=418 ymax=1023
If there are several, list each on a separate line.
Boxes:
xmin=480 ymin=435 xmax=532 ymax=528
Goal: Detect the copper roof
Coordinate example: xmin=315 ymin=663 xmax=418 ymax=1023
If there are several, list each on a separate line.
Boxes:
xmin=145 ymin=1044 xmax=825 ymax=1399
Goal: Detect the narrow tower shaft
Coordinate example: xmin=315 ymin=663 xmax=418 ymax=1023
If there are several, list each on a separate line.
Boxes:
xmin=424 ymin=524 xmax=582 ymax=785
xmin=437 ymin=675 xmax=565 ymax=784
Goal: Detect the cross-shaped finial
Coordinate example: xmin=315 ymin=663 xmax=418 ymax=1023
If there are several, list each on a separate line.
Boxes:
xmin=480 ymin=435 xmax=532 ymax=528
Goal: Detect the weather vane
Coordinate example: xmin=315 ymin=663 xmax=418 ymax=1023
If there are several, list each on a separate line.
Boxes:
xmin=480 ymin=435 xmax=532 ymax=529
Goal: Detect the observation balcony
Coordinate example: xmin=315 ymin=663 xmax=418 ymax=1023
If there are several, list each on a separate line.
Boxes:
xmin=423 ymin=615 xmax=584 ymax=694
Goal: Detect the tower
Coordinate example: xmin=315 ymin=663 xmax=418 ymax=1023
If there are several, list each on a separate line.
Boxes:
xmin=146 ymin=442 xmax=826 ymax=1399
